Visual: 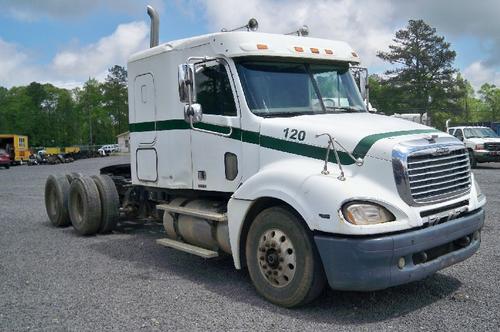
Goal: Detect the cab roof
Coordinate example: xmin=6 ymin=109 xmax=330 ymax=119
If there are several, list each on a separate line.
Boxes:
xmin=129 ymin=31 xmax=360 ymax=64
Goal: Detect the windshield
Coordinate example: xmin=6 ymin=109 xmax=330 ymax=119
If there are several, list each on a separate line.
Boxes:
xmin=236 ymin=60 xmax=366 ymax=117
xmin=464 ymin=127 xmax=498 ymax=138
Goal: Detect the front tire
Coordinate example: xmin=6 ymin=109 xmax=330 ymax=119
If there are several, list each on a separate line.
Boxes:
xmin=468 ymin=149 xmax=477 ymax=168
xmin=245 ymin=206 xmax=326 ymax=307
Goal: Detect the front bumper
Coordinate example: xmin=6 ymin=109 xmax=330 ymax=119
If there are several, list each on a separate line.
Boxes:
xmin=474 ymin=150 xmax=500 ymax=162
xmin=314 ymin=208 xmax=484 ymax=291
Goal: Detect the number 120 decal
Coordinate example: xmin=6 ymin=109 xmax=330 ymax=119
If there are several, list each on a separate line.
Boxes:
xmin=283 ymin=128 xmax=306 ymax=141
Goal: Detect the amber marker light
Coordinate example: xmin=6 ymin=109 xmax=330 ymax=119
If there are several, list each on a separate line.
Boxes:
xmin=325 ymin=49 xmax=333 ymax=55
xmin=257 ymin=44 xmax=268 ymax=49
xmin=294 ymin=46 xmax=304 ymax=52
xmin=310 ymin=47 xmax=320 ymax=54
xmin=351 ymin=51 xmax=358 ymax=57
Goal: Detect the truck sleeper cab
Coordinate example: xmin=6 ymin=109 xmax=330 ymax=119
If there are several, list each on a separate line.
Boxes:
xmin=44 ymin=9 xmax=485 ymax=308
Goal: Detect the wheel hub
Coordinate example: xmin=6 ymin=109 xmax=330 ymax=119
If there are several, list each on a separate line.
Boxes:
xmin=257 ymin=229 xmax=296 ymax=288
xmin=265 ymin=249 xmax=279 ymax=268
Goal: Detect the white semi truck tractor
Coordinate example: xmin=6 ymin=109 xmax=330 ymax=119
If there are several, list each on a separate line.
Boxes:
xmin=44 ymin=6 xmax=486 ymax=307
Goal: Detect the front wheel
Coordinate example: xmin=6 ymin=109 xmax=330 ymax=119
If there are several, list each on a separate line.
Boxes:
xmin=245 ymin=206 xmax=326 ymax=307
xmin=468 ymin=149 xmax=477 ymax=168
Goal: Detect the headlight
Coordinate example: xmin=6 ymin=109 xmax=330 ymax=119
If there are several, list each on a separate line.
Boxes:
xmin=342 ymin=202 xmax=396 ymax=225
xmin=474 ymin=179 xmax=484 ymax=199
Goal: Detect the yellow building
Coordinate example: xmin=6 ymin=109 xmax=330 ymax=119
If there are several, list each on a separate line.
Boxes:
xmin=0 ymin=134 xmax=30 ymax=163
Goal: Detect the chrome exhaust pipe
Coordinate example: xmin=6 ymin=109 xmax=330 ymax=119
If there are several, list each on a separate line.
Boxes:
xmin=147 ymin=5 xmax=159 ymax=48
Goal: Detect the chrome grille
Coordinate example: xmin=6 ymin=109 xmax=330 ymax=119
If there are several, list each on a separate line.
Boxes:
xmin=485 ymin=143 xmax=500 ymax=151
xmin=393 ymin=140 xmax=471 ymax=206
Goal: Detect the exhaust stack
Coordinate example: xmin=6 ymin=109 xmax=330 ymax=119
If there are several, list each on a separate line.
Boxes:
xmin=147 ymin=5 xmax=159 ymax=48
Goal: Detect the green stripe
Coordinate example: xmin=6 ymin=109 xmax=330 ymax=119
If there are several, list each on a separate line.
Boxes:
xmin=129 ymin=120 xmax=440 ymax=165
xmin=157 ymin=119 xmax=189 ymax=131
xmin=352 ymin=129 xmax=440 ymax=158
xmin=129 ymin=121 xmax=156 ymax=132
xmin=260 ymin=135 xmax=353 ymax=165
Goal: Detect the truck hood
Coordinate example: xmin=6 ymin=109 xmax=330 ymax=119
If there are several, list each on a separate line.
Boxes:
xmin=467 ymin=137 xmax=500 ymax=144
xmin=258 ymin=112 xmax=448 ymax=163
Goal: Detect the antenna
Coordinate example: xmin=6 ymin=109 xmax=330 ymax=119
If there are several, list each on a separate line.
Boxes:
xmin=221 ymin=18 xmax=259 ymax=32
xmin=285 ymin=25 xmax=309 ymax=37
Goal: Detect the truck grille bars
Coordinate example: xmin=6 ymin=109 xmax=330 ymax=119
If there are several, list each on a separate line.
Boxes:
xmin=393 ymin=140 xmax=471 ymax=206
xmin=484 ymin=143 xmax=500 ymax=151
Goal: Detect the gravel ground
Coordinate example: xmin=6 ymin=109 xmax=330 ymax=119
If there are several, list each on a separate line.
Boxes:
xmin=0 ymin=156 xmax=499 ymax=331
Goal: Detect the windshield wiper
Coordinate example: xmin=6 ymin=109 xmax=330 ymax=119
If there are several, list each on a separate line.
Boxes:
xmin=327 ymin=106 xmax=362 ymax=113
xmin=255 ymin=111 xmax=319 ymax=118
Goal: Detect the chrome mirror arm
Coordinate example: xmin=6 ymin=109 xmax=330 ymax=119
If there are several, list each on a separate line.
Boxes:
xmin=332 ymin=139 xmax=364 ymax=166
xmin=316 ymin=133 xmax=365 ymax=180
xmin=316 ymin=133 xmax=345 ymax=181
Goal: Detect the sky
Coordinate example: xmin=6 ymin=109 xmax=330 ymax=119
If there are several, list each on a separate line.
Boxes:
xmin=0 ymin=0 xmax=499 ymax=92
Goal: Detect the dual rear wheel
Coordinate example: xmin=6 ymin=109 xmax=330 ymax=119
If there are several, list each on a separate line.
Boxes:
xmin=44 ymin=174 xmax=119 ymax=235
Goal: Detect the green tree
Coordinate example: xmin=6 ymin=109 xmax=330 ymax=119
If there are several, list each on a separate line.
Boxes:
xmin=102 ymin=65 xmax=128 ymax=136
xmin=478 ymin=83 xmax=500 ymax=121
xmin=376 ymin=19 xmax=457 ymax=123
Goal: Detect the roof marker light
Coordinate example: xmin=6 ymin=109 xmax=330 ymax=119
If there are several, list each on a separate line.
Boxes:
xmin=310 ymin=47 xmax=319 ymax=54
xmin=294 ymin=46 xmax=304 ymax=52
xmin=325 ymin=49 xmax=333 ymax=55
xmin=257 ymin=44 xmax=268 ymax=50
xmin=351 ymin=52 xmax=358 ymax=57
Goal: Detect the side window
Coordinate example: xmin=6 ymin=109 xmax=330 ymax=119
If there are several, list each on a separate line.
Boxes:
xmin=195 ymin=63 xmax=237 ymax=116
xmin=447 ymin=128 xmax=454 ymax=135
xmin=454 ymin=129 xmax=464 ymax=140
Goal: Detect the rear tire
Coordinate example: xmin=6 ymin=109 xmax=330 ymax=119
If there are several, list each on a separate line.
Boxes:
xmin=91 ymin=175 xmax=119 ymax=234
xmin=246 ymin=206 xmax=326 ymax=307
xmin=68 ymin=176 xmax=102 ymax=236
xmin=44 ymin=175 xmax=71 ymax=227
xmin=65 ymin=172 xmax=83 ymax=183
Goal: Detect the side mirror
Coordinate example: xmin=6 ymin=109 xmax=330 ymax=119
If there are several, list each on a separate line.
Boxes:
xmin=178 ymin=64 xmax=196 ymax=103
xmin=359 ymin=75 xmax=368 ymax=101
xmin=184 ymin=103 xmax=203 ymax=123
xmin=350 ymin=66 xmax=369 ymax=104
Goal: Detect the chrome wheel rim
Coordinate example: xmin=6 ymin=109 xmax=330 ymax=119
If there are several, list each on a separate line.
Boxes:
xmin=257 ymin=228 xmax=296 ymax=288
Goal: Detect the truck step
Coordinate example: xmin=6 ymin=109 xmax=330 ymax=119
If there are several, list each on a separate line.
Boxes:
xmin=156 ymin=238 xmax=219 ymax=259
xmin=156 ymin=204 xmax=227 ymax=222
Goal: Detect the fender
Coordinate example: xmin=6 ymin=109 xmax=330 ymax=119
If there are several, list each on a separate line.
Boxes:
xmin=228 ymin=158 xmax=321 ymax=269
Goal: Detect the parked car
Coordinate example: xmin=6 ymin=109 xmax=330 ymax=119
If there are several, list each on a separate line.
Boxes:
xmin=0 ymin=148 xmax=11 ymax=169
xmin=448 ymin=126 xmax=500 ymax=167
xmin=98 ymin=144 xmax=119 ymax=156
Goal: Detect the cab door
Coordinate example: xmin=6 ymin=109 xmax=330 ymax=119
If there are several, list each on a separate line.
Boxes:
xmin=190 ymin=61 xmax=242 ymax=192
